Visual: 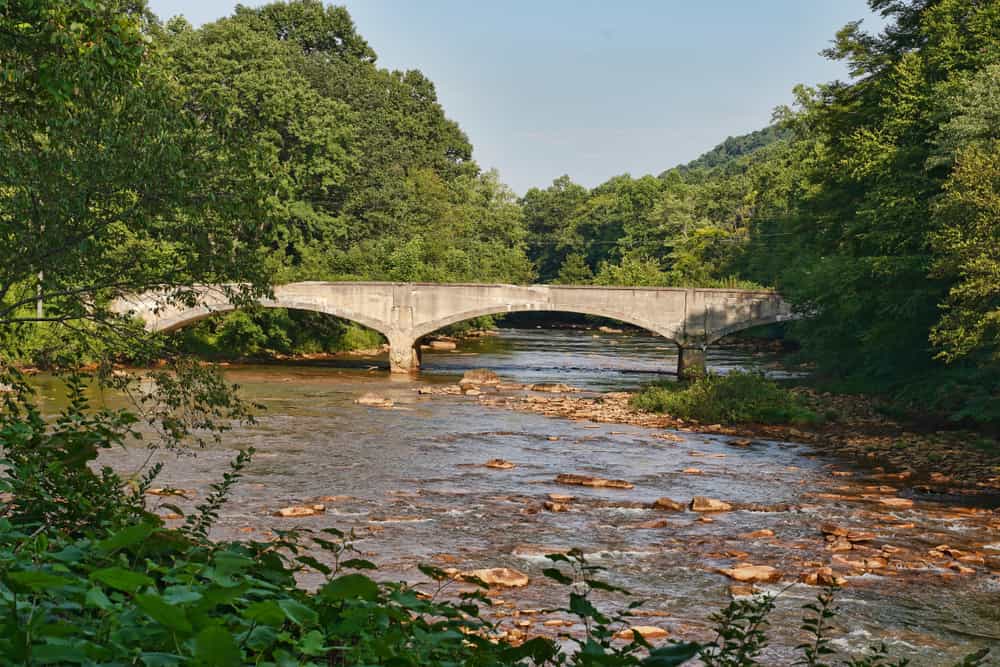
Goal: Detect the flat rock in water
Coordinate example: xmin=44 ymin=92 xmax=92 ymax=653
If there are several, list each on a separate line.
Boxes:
xmin=690 ymin=496 xmax=732 ymax=512
xmin=426 ymin=340 xmax=457 ymax=350
xmin=530 ymin=383 xmax=576 ymax=393
xmin=462 ymin=567 xmax=529 ymax=588
xmin=719 ymin=564 xmax=781 ymax=583
xmin=555 ymin=473 xmax=634 ymax=489
xmin=274 ymin=504 xmax=326 ymax=518
xmin=875 ymin=497 xmax=914 ymax=509
xmin=739 ymin=529 xmax=775 ymax=539
xmin=614 ymin=626 xmax=668 ymax=640
xmin=485 ymin=458 xmax=516 ymax=470
xmin=355 ymin=392 xmax=394 ymax=408
xmin=460 ymin=369 xmax=501 ymax=385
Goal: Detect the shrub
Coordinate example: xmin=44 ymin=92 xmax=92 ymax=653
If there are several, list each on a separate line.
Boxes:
xmin=631 ymin=371 xmax=819 ymax=425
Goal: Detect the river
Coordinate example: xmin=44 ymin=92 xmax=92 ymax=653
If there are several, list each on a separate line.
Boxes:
xmin=36 ymin=327 xmax=1000 ymax=664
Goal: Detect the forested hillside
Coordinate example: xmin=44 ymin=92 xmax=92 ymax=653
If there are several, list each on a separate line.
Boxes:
xmin=522 ymin=0 xmax=1000 ymax=424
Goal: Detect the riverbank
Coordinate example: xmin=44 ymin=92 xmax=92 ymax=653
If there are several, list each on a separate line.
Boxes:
xmin=413 ymin=378 xmax=1000 ymax=496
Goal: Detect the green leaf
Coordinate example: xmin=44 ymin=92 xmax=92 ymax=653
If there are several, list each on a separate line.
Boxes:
xmin=97 ymin=522 xmax=156 ymax=554
xmin=297 ymin=629 xmax=327 ymax=656
xmin=193 ymin=625 xmax=241 ymax=666
xmin=585 ymin=578 xmax=629 ymax=594
xmin=135 ymin=593 xmax=193 ymax=635
xmin=31 ymin=642 xmax=88 ymax=663
xmin=141 ymin=653 xmax=185 ymax=666
xmin=318 ymin=573 xmax=379 ymax=602
xmin=501 ymin=636 xmax=559 ymax=662
xmin=339 ymin=558 xmax=376 ymax=570
xmin=642 ymin=642 xmax=702 ymax=666
xmin=6 ymin=570 xmax=71 ymax=591
xmin=569 ymin=592 xmax=609 ymax=625
xmin=243 ymin=600 xmax=285 ymax=626
xmin=90 ymin=566 xmax=154 ymax=593
xmin=541 ymin=568 xmax=573 ymax=585
xmin=294 ymin=555 xmax=331 ymax=575
xmin=278 ymin=598 xmax=318 ymax=626
xmin=85 ymin=586 xmax=112 ymax=610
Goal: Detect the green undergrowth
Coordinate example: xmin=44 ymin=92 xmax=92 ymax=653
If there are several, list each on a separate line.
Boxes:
xmin=632 ymin=370 xmax=820 ymax=425
xmin=174 ymin=308 xmax=386 ymax=359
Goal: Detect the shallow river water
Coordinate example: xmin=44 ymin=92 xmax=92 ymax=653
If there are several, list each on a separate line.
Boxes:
xmin=38 ymin=328 xmax=1000 ymax=664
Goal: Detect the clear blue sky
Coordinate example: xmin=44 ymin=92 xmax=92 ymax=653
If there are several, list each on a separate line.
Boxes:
xmin=148 ymin=0 xmax=880 ymax=194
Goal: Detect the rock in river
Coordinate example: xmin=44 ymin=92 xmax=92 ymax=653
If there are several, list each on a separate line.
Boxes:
xmin=651 ymin=497 xmax=685 ymax=512
xmin=690 ymin=496 xmax=732 ymax=512
xmin=614 ymin=626 xmax=668 ymax=640
xmin=460 ymin=369 xmax=501 ymax=385
xmin=530 ymin=383 xmax=576 ymax=393
xmin=462 ymin=567 xmax=529 ymax=588
xmin=274 ymin=504 xmax=326 ymax=518
xmin=800 ymin=567 xmax=847 ymax=587
xmin=556 ymin=473 xmax=634 ymax=489
xmin=485 ymin=458 xmax=516 ymax=470
xmin=719 ymin=564 xmax=782 ymax=583
xmin=355 ymin=392 xmax=394 ymax=408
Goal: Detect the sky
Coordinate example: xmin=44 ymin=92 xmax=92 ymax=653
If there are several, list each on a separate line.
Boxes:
xmin=147 ymin=0 xmax=881 ymax=194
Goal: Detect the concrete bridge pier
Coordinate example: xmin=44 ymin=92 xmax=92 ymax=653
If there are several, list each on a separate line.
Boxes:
xmin=677 ymin=343 xmax=707 ymax=379
xmin=388 ymin=333 xmax=421 ymax=374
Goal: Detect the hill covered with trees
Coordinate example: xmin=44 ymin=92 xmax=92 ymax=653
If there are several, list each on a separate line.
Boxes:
xmin=521 ymin=0 xmax=999 ymax=425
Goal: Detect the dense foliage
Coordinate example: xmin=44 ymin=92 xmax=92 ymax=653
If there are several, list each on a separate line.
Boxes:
xmin=524 ymin=1 xmax=1000 ymax=426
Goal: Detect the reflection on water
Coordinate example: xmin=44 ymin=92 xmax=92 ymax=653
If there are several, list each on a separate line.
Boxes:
xmin=33 ymin=327 xmax=999 ymax=665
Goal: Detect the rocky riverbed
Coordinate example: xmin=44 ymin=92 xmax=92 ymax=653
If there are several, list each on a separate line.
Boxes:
xmin=46 ymin=327 xmax=999 ymax=663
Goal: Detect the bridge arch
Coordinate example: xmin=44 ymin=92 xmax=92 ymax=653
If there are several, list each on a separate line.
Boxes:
xmin=148 ymin=300 xmax=391 ymax=340
xmin=409 ymin=304 xmax=682 ymax=344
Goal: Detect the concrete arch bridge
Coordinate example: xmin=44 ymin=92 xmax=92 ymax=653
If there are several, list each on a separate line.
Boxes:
xmin=112 ymin=282 xmax=797 ymax=377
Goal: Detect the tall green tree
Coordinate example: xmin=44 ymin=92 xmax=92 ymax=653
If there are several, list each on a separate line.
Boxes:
xmin=774 ymin=0 xmax=1000 ymax=382
xmin=0 ymin=0 xmax=269 ymax=342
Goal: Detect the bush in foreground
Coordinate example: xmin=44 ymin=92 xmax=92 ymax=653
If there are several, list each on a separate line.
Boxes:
xmin=631 ymin=371 xmax=819 ymax=425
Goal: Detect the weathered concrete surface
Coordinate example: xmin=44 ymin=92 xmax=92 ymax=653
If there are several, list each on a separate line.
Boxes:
xmin=111 ymin=282 xmax=796 ymax=374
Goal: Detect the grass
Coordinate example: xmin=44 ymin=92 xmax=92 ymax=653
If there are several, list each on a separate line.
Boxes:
xmin=631 ymin=370 xmax=820 ymax=425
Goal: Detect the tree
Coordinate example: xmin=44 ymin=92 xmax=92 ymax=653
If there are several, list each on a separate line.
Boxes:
xmin=771 ymin=0 xmax=1000 ymax=382
xmin=0 ymin=0 xmax=270 ymax=348
xmin=521 ymin=176 xmax=589 ymax=282
xmin=929 ymin=142 xmax=1000 ymax=363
